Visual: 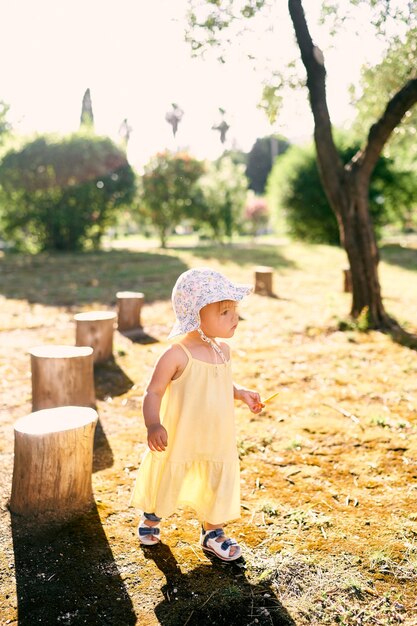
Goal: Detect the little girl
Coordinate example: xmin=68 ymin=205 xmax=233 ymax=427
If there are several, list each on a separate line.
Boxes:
xmin=131 ymin=267 xmax=263 ymax=562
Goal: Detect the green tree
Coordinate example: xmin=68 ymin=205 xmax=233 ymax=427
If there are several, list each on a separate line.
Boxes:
xmin=187 ymin=0 xmax=417 ymax=330
xmin=165 ymin=103 xmax=184 ymax=138
xmin=212 ymin=108 xmax=230 ymax=145
xmin=243 ymin=195 xmax=270 ymax=236
xmin=352 ymin=26 xmax=417 ymax=157
xmin=267 ymin=137 xmax=406 ymax=244
xmin=246 ymin=135 xmax=290 ymax=194
xmin=352 ymin=24 xmax=417 ymax=208
xmin=80 ymin=88 xmax=94 ymax=130
xmin=194 ymin=156 xmax=248 ymax=241
xmin=0 ymin=133 xmax=135 ymax=251
xmin=139 ymin=151 xmax=205 ymax=247
xmin=218 ymin=148 xmax=247 ymax=168
xmin=0 ymin=101 xmax=12 ymax=150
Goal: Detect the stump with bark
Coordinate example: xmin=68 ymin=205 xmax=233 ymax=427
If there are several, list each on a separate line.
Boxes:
xmin=30 ymin=345 xmax=95 ymax=411
xmin=254 ymin=266 xmax=274 ymax=296
xmin=116 ymin=291 xmax=145 ymax=331
xmin=74 ymin=311 xmax=117 ymax=363
xmin=10 ymin=406 xmax=98 ymax=518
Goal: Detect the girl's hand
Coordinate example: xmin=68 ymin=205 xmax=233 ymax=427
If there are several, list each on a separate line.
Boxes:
xmin=237 ymin=388 xmax=264 ymax=414
xmin=147 ymin=424 xmax=168 ymax=451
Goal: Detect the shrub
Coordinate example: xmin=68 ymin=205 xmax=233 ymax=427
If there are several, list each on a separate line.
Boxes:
xmin=0 ymin=133 xmax=136 ymax=252
xmin=266 ymin=133 xmax=409 ymax=245
xmin=139 ymin=151 xmax=205 ymax=247
xmin=243 ymin=196 xmax=269 ymax=235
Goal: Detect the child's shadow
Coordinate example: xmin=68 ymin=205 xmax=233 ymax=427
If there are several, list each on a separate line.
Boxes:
xmin=142 ymin=542 xmax=296 ymax=626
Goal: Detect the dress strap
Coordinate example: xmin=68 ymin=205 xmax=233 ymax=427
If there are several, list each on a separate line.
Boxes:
xmin=176 ymin=343 xmax=193 ymax=359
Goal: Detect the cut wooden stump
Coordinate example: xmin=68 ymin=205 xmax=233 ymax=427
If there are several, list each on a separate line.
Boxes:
xmin=10 ymin=406 xmax=98 ymax=518
xmin=29 ymin=345 xmax=95 ymax=411
xmin=254 ymin=266 xmax=274 ymax=296
xmin=74 ymin=311 xmax=117 ymax=363
xmin=343 ymin=268 xmax=352 ymax=293
xmin=116 ymin=291 xmax=145 ymax=331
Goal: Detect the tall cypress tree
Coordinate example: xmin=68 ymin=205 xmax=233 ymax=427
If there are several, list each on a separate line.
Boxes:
xmin=80 ymin=88 xmax=94 ymax=129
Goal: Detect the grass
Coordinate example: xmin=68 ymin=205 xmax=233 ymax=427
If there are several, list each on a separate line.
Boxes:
xmin=1 ymin=236 xmax=417 ymax=625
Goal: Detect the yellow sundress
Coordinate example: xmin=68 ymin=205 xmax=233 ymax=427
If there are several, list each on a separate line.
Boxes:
xmin=130 ymin=343 xmax=240 ymax=524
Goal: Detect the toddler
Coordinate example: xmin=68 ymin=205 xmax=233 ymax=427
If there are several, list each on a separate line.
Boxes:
xmin=131 ymin=267 xmax=262 ymax=561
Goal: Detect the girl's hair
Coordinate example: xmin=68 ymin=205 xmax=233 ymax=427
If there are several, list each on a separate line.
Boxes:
xmin=217 ymin=300 xmax=238 ymax=310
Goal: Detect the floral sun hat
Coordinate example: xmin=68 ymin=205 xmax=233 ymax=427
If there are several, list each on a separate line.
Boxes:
xmin=168 ymin=267 xmax=252 ymax=338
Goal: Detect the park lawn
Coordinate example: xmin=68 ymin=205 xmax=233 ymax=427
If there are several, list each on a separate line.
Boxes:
xmin=0 ymin=238 xmax=417 ymax=625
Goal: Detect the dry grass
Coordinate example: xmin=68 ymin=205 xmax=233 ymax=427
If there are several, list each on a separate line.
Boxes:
xmin=1 ymin=238 xmax=417 ymax=625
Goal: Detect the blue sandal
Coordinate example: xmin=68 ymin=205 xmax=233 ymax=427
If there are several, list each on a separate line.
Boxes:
xmin=138 ymin=513 xmax=161 ymax=545
xmin=200 ymin=526 xmax=242 ymax=561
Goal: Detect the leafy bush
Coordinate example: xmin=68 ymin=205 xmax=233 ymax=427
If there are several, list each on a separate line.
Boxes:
xmin=243 ymin=195 xmax=269 ymax=235
xmin=266 ymin=134 xmax=411 ymax=244
xmin=194 ymin=156 xmax=248 ymax=241
xmin=0 ymin=133 xmax=136 ymax=251
xmin=139 ymin=151 xmax=205 ymax=247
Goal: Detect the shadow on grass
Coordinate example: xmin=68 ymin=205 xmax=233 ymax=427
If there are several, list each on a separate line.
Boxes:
xmin=170 ymin=242 xmax=296 ymax=272
xmin=11 ymin=506 xmax=137 ymax=626
xmin=92 ymin=359 xmax=136 ymax=471
xmin=92 ymin=418 xmax=114 ymax=472
xmin=94 ymin=358 xmax=134 ymax=400
xmin=118 ymin=328 xmax=159 ymax=344
xmin=386 ymin=325 xmax=417 ymax=351
xmin=380 ymin=243 xmax=417 ymax=271
xmin=142 ymin=542 xmax=296 ymax=626
xmin=0 ymin=244 xmax=296 ymax=310
xmin=0 ymin=250 xmax=188 ymax=306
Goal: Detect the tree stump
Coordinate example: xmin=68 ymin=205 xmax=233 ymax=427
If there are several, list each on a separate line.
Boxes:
xmin=74 ymin=311 xmax=117 ymax=363
xmin=343 ymin=268 xmax=352 ymax=293
xmin=254 ymin=266 xmax=274 ymax=296
xmin=10 ymin=406 xmax=98 ymax=518
xmin=30 ymin=345 xmax=95 ymax=411
xmin=116 ymin=291 xmax=145 ymax=331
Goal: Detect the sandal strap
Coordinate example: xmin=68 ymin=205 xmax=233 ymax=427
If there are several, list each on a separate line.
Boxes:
xmin=139 ymin=525 xmax=160 ymax=537
xmin=220 ymin=538 xmax=237 ymax=551
xmin=203 ymin=528 xmax=223 ymax=547
xmin=144 ymin=512 xmax=161 ymax=522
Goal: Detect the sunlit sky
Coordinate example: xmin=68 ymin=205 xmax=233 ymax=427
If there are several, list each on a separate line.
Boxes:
xmin=2 ymin=0 xmax=384 ymax=170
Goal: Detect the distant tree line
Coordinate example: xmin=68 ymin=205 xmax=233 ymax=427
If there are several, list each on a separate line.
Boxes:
xmin=0 ymin=81 xmax=416 ymax=252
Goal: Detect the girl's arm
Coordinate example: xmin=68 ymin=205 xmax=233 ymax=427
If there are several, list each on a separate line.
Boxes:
xmin=143 ymin=345 xmax=187 ymax=451
xmin=219 ymin=343 xmax=263 ymax=414
xmin=233 ymin=383 xmax=263 ymax=414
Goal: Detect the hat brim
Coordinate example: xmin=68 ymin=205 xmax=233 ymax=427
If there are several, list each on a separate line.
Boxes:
xmin=168 ymin=283 xmax=252 ymax=339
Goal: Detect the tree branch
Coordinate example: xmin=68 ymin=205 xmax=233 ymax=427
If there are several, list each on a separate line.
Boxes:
xmin=288 ymin=0 xmax=344 ymax=212
xmin=360 ymin=78 xmax=417 ymax=179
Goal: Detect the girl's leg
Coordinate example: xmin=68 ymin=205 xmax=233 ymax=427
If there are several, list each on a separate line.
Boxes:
xmin=201 ymin=521 xmax=241 ymax=559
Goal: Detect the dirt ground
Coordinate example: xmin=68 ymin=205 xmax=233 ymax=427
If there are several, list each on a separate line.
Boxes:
xmin=1 ymin=242 xmax=417 ymax=625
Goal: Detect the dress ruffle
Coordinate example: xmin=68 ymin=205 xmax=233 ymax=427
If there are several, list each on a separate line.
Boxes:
xmin=131 ymin=450 xmax=240 ymax=524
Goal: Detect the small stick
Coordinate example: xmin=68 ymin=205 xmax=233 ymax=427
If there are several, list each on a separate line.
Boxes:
xmin=263 ymin=392 xmax=280 ymax=404
xmin=199 ymin=590 xmax=218 ymax=609
xmin=183 ymin=611 xmax=194 ymax=626
xmin=189 ymin=544 xmax=205 ymax=562
xmin=324 ymin=403 xmax=364 ymax=430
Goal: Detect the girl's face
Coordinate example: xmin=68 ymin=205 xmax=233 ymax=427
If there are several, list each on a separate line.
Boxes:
xmin=199 ymin=300 xmax=239 ymax=339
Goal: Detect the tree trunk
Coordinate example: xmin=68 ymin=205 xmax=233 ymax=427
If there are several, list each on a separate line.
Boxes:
xmin=254 ymin=266 xmax=274 ymax=296
xmin=332 ymin=172 xmax=392 ymax=327
xmin=288 ymin=0 xmax=417 ymax=330
xmin=30 ymin=345 xmax=96 ymax=411
xmin=74 ymin=311 xmax=117 ymax=363
xmin=10 ymin=406 xmax=98 ymax=518
xmin=116 ymin=291 xmax=145 ymax=331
